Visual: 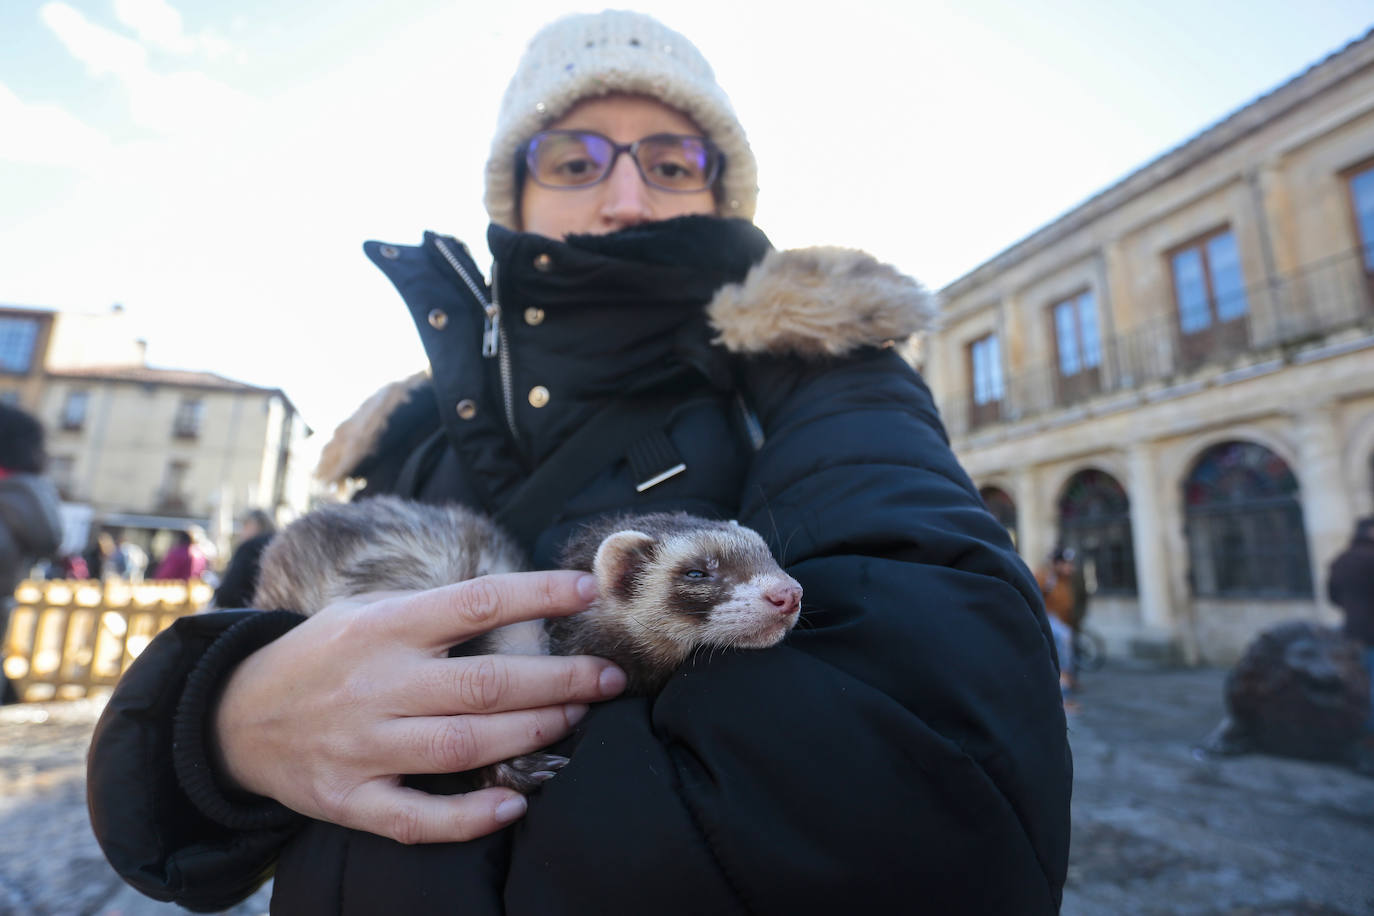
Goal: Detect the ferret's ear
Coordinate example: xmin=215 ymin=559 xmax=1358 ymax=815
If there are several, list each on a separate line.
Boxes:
xmin=593 ymin=530 xmax=656 ymax=600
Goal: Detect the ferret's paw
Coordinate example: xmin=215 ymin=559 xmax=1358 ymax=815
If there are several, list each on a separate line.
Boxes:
xmin=480 ymin=753 xmax=571 ymax=794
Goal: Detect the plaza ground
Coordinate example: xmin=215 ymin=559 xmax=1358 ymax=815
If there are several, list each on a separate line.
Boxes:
xmin=1 ymin=664 xmax=1371 ymax=915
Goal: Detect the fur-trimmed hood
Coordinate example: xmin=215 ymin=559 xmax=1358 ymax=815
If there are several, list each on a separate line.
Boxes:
xmin=707 ymin=246 xmax=932 ymax=357
xmin=316 ymin=245 xmax=931 ymax=484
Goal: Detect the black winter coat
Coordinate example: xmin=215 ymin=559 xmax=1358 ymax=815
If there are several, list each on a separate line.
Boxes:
xmin=87 ymin=217 xmax=1072 ymax=914
xmin=0 ymin=471 xmax=61 ymax=600
xmin=1329 ymin=529 xmax=1374 ymax=645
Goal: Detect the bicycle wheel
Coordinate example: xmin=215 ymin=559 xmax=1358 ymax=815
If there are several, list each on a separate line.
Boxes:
xmin=1074 ymin=630 xmax=1106 ymax=673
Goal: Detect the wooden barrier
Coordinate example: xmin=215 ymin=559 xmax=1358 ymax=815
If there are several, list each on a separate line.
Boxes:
xmin=2 ymin=579 xmax=213 ymax=702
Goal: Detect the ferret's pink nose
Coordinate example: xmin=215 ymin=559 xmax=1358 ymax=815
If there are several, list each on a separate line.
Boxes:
xmin=766 ymin=583 xmax=802 ymax=616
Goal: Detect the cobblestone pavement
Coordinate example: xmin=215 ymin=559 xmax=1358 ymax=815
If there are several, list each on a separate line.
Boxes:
xmin=0 ymin=700 xmax=270 ymax=916
xmin=1062 ymin=665 xmax=1374 ymax=916
xmin=1 ymin=666 xmax=1371 ymax=915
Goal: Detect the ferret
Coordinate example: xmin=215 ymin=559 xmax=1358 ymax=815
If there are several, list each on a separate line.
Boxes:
xmin=252 ymin=496 xmax=802 ymax=791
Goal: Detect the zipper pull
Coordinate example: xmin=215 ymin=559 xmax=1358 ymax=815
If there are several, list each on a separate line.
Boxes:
xmin=482 ymin=260 xmax=502 ymax=358
xmin=482 ymin=304 xmax=501 ymax=358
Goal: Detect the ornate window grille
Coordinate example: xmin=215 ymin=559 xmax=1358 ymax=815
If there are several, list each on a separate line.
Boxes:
xmin=1058 ymin=469 xmax=1137 ymax=596
xmin=1183 ymin=441 xmax=1312 ymax=598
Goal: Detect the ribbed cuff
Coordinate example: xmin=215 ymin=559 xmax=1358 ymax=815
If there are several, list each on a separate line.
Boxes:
xmin=173 ymin=610 xmax=307 ymax=832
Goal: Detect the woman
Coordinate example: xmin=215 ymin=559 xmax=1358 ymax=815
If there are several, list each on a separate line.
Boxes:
xmin=152 ymin=529 xmax=208 ymax=580
xmin=88 ymin=11 xmax=1071 ymax=913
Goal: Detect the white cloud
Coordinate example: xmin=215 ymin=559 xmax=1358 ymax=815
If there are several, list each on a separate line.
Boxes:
xmin=40 ymin=2 xmax=254 ymax=135
xmin=113 ymin=0 xmax=231 ymax=59
xmin=41 ymin=2 xmax=147 ymax=81
xmin=0 ymin=82 xmax=113 ymax=169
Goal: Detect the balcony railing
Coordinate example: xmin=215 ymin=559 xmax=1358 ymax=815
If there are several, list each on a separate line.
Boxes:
xmin=939 ymin=245 xmax=1374 ymax=438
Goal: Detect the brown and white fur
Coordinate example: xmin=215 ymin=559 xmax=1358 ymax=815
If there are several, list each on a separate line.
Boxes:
xmin=252 ymin=497 xmax=801 ymax=791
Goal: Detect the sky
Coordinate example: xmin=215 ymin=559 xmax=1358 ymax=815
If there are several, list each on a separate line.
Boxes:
xmin=3 ymin=0 xmax=1372 ymax=449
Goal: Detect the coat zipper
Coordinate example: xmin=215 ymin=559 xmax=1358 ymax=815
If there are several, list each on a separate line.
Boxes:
xmin=432 ymin=238 xmax=520 ymax=445
xmin=490 ymin=261 xmax=519 ymax=444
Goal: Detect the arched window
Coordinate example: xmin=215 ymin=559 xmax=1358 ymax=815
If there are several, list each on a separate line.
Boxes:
xmin=979 ymin=486 xmax=1018 ymax=548
xmin=1058 ymin=469 xmax=1137 ymax=595
xmin=1183 ymin=441 xmax=1312 ymax=598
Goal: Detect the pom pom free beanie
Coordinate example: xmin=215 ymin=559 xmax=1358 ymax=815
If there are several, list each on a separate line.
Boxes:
xmin=484 ymin=10 xmax=758 ymax=229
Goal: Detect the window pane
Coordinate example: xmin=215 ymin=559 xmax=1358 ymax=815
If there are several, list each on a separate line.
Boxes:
xmin=1077 ymin=292 xmax=1102 ymax=369
xmin=1352 ymin=167 xmax=1374 ymax=271
xmin=0 ymin=317 xmax=39 ymax=373
xmin=972 ymin=336 xmax=1002 ymax=405
xmin=1172 ymin=248 xmax=1211 ymax=333
xmin=62 ymin=391 xmax=88 ymax=428
xmin=1054 ymin=302 xmax=1080 ymax=375
xmin=1206 ymin=232 xmax=1249 ymax=322
xmin=971 ymin=338 xmax=987 ymax=404
xmin=987 ymin=334 xmax=1004 ymax=400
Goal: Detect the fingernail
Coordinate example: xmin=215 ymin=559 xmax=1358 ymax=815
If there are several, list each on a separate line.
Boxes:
xmin=576 ymin=574 xmax=598 ymax=602
xmin=565 ymin=703 xmax=589 ymax=726
xmin=495 ymin=796 xmax=527 ymax=823
xmin=599 ymin=665 xmax=627 ymax=697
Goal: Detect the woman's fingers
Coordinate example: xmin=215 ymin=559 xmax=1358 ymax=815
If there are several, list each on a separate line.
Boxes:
xmin=377 ymin=570 xmax=599 ymax=649
xmin=386 ymin=653 xmax=627 ymax=718
xmin=375 ymin=704 xmax=590 ymax=775
xmin=210 ymin=570 xmax=619 ymax=839
xmin=340 ymin=782 xmax=530 ymax=845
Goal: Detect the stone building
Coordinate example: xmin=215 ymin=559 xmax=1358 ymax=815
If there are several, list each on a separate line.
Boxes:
xmin=0 ymin=305 xmax=312 ymax=556
xmin=925 ymin=31 xmax=1374 ymax=664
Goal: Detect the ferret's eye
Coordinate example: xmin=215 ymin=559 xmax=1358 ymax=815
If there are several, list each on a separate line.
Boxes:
xmin=683 ymin=569 xmax=708 ymax=579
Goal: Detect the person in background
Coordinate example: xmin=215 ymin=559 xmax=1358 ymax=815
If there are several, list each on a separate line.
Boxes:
xmin=1328 ymin=516 xmax=1374 ymax=744
xmin=115 ymin=534 xmax=148 ymax=583
xmin=212 ymin=509 xmax=277 ymax=609
xmin=57 ymin=552 xmax=89 ymax=580
xmin=1038 ymin=547 xmax=1080 ymax=707
xmin=153 ymin=529 xmax=208 ymax=580
xmin=87 ymin=531 xmax=127 ymax=581
xmin=0 ymin=403 xmax=63 ymax=704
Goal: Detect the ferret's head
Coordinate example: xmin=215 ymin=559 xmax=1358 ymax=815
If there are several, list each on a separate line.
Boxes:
xmin=590 ymin=519 xmax=802 ymax=669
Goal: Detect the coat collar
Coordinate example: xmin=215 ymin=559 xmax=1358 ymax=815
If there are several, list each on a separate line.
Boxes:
xmin=316 ymin=226 xmax=931 ymax=485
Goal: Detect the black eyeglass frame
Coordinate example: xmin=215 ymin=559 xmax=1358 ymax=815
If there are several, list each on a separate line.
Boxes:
xmin=520 ymin=129 xmax=725 ymax=194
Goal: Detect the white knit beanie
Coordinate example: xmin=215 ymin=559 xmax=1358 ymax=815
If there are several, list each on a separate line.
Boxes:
xmin=485 ymin=10 xmax=758 ymax=230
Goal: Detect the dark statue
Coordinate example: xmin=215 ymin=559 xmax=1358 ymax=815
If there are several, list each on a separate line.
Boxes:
xmin=1201 ymin=622 xmax=1371 ymax=772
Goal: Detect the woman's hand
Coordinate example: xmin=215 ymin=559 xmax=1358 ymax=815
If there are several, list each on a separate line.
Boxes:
xmin=212 ymin=570 xmax=626 ymax=844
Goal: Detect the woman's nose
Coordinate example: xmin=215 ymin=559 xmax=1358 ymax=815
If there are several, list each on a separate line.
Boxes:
xmin=598 ymin=156 xmax=653 ymax=226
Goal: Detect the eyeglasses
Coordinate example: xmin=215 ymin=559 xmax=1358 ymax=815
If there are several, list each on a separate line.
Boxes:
xmin=522 ymin=130 xmax=723 ymax=193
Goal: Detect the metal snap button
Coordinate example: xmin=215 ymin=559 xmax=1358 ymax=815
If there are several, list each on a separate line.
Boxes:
xmin=456 ymin=399 xmax=477 ymax=420
xmin=533 ymin=253 xmax=553 ymax=272
xmin=379 ymin=245 xmax=400 ymax=259
xmin=428 ymin=309 xmax=448 ymax=330
xmin=524 ymin=307 xmax=545 ymax=326
xmin=528 ymin=386 xmax=550 ymax=408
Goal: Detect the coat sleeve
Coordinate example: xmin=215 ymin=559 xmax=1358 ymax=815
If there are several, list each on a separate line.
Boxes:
xmin=87 ymin=610 xmax=306 ymax=912
xmin=0 ymin=475 xmax=62 ymax=578
xmin=497 ymin=349 xmax=1072 ymax=913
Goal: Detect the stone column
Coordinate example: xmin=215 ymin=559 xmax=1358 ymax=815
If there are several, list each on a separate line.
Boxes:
xmin=1127 ymin=442 xmax=1173 ymax=631
xmin=1295 ymin=403 xmax=1353 ymax=611
xmin=1014 ymin=464 xmax=1050 ymax=571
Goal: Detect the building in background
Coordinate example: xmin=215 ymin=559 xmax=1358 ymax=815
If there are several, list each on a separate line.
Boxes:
xmin=926 ymin=31 xmax=1374 ymax=664
xmin=0 ymin=304 xmax=313 ymax=562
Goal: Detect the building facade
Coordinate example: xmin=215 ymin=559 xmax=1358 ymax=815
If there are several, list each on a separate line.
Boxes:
xmin=0 ymin=305 xmax=313 ymax=558
xmin=926 ymin=32 xmax=1374 ymax=664
xmin=0 ymin=306 xmax=57 ymax=409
